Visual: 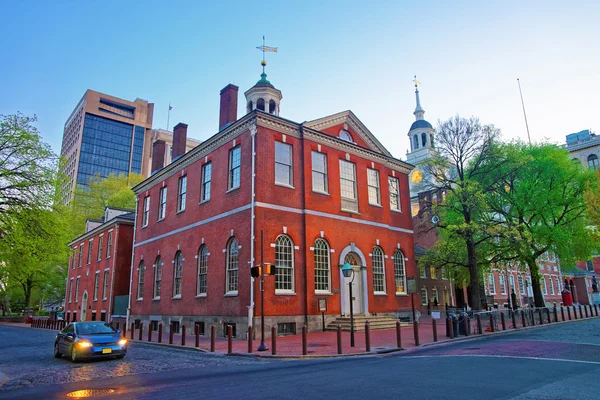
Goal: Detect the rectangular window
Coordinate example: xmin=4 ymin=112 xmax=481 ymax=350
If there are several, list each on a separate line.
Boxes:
xmin=106 ymin=231 xmax=112 ymax=258
xmin=389 ymin=176 xmax=401 ymax=211
xmin=78 ymin=244 xmax=83 ymax=267
xmin=93 ymin=272 xmax=99 ymax=301
xmin=158 ymin=187 xmax=167 ymax=220
xmin=68 ymin=280 xmax=73 ymax=303
xmin=138 ymin=264 xmax=145 ymax=300
xmin=541 ymin=277 xmax=547 ymax=295
xmin=103 ymin=270 xmax=109 ymax=299
xmin=432 ymin=288 xmax=439 ymax=304
xmin=550 ymin=277 xmax=555 ymax=295
xmin=311 ymin=151 xmax=328 ymax=193
xmin=420 ymin=266 xmax=427 ymax=279
xmin=411 ymin=203 xmax=419 ymax=217
xmin=223 ymin=323 xmax=236 ymax=338
xmin=177 ymin=175 xmax=187 ymax=212
xmin=556 ymin=277 xmax=561 ymax=294
xmin=195 ymin=321 xmax=205 ymax=336
xmin=441 ymin=268 xmax=448 ymax=280
xmin=277 ymin=322 xmax=297 ymax=336
xmin=91 ymin=312 xmax=96 ymax=321
xmin=275 ymin=142 xmax=293 ymax=186
xmin=97 ymin=235 xmax=103 ymax=261
xmin=71 ymin=250 xmax=77 ymax=269
xmin=339 ymin=160 xmax=357 ymax=212
xmin=87 ymin=239 xmax=93 ymax=264
xmin=142 ymin=196 xmax=150 ymax=227
xmin=201 ymin=162 xmax=212 ymax=202
xmin=228 ymin=146 xmax=241 ymax=190
xmin=488 ymin=274 xmax=496 ymax=295
xmin=100 ymin=312 xmax=106 ymax=322
xmin=430 ymin=266 xmax=436 ymax=279
xmin=367 ymin=168 xmax=381 ymax=205
xmin=518 ymin=275 xmax=525 ymax=294
xmin=75 ymin=278 xmax=80 ymax=302
xmin=499 ymin=274 xmax=506 ymax=294
xmin=509 ymin=275 xmax=515 ymax=293
xmin=420 ymin=288 xmax=428 ymax=306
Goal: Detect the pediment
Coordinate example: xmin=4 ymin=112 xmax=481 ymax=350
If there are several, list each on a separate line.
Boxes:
xmin=304 ymin=110 xmax=392 ymax=157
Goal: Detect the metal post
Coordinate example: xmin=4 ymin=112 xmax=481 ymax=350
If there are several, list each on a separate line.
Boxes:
xmin=490 ymin=313 xmax=495 ymax=332
xmin=585 ymin=305 xmax=589 ymax=318
xmin=595 ymin=304 xmax=599 ymax=317
xmin=138 ymin=322 xmax=143 ymax=341
xmin=169 ymin=323 xmax=174 ymax=344
xmin=365 ymin=321 xmax=371 ymax=351
xmin=302 ymin=325 xmax=307 ymax=355
xmin=210 ymin=325 xmax=216 ymax=352
xmin=181 ymin=325 xmax=186 ymax=346
xmin=248 ymin=326 xmax=253 ymax=353
xmin=568 ymin=307 xmax=572 ymax=320
xmin=258 ymin=230 xmax=268 ymax=352
xmin=560 ymin=306 xmax=565 ymax=322
xmin=271 ymin=326 xmax=277 ymax=356
xmin=349 ymin=273 xmax=355 ymax=348
xmin=123 ymin=322 xmax=127 ymax=338
xmin=538 ymin=309 xmax=543 ymax=325
xmin=511 ymin=311 xmax=517 ymax=329
xmin=447 ymin=316 xmax=453 ymax=339
xmin=148 ymin=324 xmax=152 ymax=342
xmin=500 ymin=313 xmax=506 ymax=330
xmin=227 ymin=325 xmax=232 ymax=354
xmin=337 ymin=325 xmax=342 ymax=354
xmin=414 ymin=320 xmax=420 ymax=345
xmin=476 ymin=314 xmax=482 ymax=334
xmin=554 ymin=306 xmax=558 ymax=323
xmin=521 ymin=310 xmax=526 ymax=327
xmin=195 ymin=324 xmax=200 ymax=348
xmin=396 ymin=320 xmax=402 ymax=348
xmin=158 ymin=323 xmax=162 ymax=343
xmin=579 ymin=305 xmax=583 ymax=319
xmin=432 ymin=319 xmax=438 ymax=342
xmin=546 ymin=308 xmax=552 ymax=323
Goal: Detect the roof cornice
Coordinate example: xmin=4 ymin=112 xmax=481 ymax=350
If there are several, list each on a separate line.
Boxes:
xmin=68 ymin=218 xmax=133 ymax=247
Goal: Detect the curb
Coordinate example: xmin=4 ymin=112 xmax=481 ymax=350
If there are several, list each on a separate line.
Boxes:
xmin=130 ymin=340 xmax=210 ymax=353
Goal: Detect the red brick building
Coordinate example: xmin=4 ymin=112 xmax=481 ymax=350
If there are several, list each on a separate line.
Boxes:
xmin=129 ymin=73 xmax=416 ymax=338
xmin=64 ymin=207 xmax=134 ymax=325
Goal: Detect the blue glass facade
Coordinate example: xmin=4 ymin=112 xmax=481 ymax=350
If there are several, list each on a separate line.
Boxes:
xmin=76 ymin=114 xmax=145 ymax=187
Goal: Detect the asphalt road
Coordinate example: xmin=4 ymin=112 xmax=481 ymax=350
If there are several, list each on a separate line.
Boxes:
xmin=2 ymin=319 xmax=600 ymax=399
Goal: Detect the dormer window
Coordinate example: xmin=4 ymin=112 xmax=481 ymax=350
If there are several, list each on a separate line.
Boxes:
xmin=339 ymin=129 xmax=353 ymax=142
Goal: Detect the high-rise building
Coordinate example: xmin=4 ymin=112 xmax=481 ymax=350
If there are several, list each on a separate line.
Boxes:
xmin=60 ymin=90 xmax=154 ymax=203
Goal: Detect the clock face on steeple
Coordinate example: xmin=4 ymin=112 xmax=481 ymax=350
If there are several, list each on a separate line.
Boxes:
xmin=411 ymin=169 xmax=423 ymax=184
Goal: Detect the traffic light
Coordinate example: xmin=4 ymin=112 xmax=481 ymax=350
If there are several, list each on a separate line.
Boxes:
xmin=264 ymin=263 xmax=277 ymax=276
xmin=251 ymin=266 xmax=261 ymax=278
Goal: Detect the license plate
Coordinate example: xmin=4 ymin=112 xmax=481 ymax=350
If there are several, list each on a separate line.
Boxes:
xmin=102 ymin=348 xmax=112 ymax=354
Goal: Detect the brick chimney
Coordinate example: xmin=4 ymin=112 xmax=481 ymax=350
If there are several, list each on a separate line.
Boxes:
xmin=219 ymin=84 xmax=239 ymax=130
xmin=151 ymin=140 xmax=167 ymax=174
xmin=172 ymin=122 xmax=188 ymax=161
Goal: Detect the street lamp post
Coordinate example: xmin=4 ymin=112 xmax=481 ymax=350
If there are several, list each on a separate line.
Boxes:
xmin=257 ymin=230 xmax=268 ymax=352
xmin=341 ymin=263 xmax=355 ymax=347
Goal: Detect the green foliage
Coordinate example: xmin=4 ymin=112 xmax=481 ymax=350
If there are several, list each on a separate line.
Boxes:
xmin=69 ymin=172 xmax=144 ymax=235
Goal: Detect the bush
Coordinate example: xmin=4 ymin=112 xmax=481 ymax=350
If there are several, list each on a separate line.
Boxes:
xmin=36 ymin=309 xmax=49 ymax=316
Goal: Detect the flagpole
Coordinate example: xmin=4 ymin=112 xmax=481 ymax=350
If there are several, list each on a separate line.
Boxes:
xmin=517 ymin=78 xmax=531 ymax=144
xmin=167 ymin=103 xmax=171 ymax=132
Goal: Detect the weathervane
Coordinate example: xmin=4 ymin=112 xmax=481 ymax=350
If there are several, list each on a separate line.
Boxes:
xmin=256 ymin=36 xmax=278 ymax=75
xmin=413 ymin=75 xmax=421 ymax=88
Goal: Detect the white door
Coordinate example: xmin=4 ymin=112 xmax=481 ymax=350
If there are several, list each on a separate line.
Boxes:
xmin=343 ymin=268 xmax=364 ymax=315
xmin=81 ymin=292 xmax=88 ymax=322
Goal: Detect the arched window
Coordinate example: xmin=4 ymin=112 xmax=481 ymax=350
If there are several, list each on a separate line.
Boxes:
xmin=413 ymin=135 xmax=419 ymax=149
xmin=393 ymin=250 xmax=406 ymax=294
xmin=269 ymin=99 xmax=276 ymax=114
xmin=430 ymin=133 xmax=435 ymax=148
xmin=226 ymin=237 xmax=239 ymax=293
xmin=586 ymin=260 xmax=594 ymax=272
xmin=137 ymin=261 xmax=145 ymax=300
xmin=247 ymin=101 xmax=253 ymax=113
xmin=588 ymin=154 xmax=599 ymax=170
xmin=154 ymin=256 xmax=163 ymax=299
xmin=275 ymin=235 xmax=294 ymax=292
xmin=372 ymin=247 xmax=386 ymax=293
xmin=197 ymin=245 xmax=208 ymax=296
xmin=339 ymin=129 xmax=353 ymax=142
xmin=421 ymin=132 xmax=427 ymax=147
xmin=314 ymin=238 xmax=330 ymax=292
xmin=256 ymin=98 xmax=265 ymax=111
xmin=173 ymin=251 xmax=183 ymax=297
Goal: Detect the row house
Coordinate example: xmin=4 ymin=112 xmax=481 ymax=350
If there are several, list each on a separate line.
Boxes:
xmin=64 ymin=207 xmax=134 ymax=325
xmin=129 ymin=74 xmax=416 ymax=338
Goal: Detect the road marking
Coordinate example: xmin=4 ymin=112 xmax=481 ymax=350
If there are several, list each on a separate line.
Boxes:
xmin=400 ymin=354 xmax=600 ymax=366
xmin=507 ymin=339 xmax=600 ymax=347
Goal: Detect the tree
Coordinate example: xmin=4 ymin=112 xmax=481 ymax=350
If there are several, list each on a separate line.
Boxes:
xmin=69 ymin=172 xmax=144 ymax=235
xmin=418 ymin=116 xmax=510 ymax=310
xmin=485 ymin=143 xmax=598 ymax=307
xmin=0 ymin=113 xmax=57 ymax=221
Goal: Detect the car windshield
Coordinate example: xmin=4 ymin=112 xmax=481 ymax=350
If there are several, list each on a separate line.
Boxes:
xmin=76 ymin=322 xmax=116 ymax=335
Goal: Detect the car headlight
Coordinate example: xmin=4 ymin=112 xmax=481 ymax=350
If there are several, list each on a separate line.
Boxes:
xmin=118 ymin=339 xmax=127 ymax=346
xmin=77 ymin=340 xmax=92 ymax=348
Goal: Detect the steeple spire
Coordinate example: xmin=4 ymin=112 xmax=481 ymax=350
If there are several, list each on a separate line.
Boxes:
xmin=413 ymin=75 xmax=425 ymax=121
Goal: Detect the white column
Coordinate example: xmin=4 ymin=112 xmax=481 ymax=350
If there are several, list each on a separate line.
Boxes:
xmin=362 ymin=268 xmax=369 ymax=316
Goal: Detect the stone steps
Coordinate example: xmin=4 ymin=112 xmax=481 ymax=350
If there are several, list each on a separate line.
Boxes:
xmin=326 ymin=315 xmax=409 ymax=331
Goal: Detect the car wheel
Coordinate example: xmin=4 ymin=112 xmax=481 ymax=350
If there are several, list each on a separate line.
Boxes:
xmin=54 ymin=342 xmax=62 ymax=358
xmin=70 ymin=347 xmax=79 ymax=363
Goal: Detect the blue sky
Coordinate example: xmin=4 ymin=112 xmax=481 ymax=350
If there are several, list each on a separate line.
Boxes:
xmin=1 ymin=1 xmax=598 ymax=160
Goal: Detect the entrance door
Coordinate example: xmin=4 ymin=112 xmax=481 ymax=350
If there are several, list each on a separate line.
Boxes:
xmin=81 ymin=291 xmax=88 ymax=322
xmin=343 ymin=253 xmax=364 ymax=315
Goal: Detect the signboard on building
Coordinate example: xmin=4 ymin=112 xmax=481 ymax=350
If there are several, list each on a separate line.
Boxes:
xmin=431 ymin=311 xmax=441 ymax=319
xmin=407 ymin=278 xmax=417 ymax=294
xmin=318 ymin=298 xmax=327 ymax=312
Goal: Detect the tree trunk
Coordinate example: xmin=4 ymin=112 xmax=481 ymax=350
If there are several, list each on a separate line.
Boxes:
xmin=467 ymin=236 xmax=482 ymax=310
xmin=527 ymin=258 xmax=545 ymax=307
xmin=23 ymin=278 xmax=34 ymax=312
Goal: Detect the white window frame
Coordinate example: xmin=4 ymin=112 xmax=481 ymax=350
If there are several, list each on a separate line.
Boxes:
xmin=97 ymin=235 xmax=103 ymax=261
xmin=488 ymin=273 xmax=496 ymax=295
xmin=541 ymin=276 xmax=547 ymax=295
xmin=197 ymin=245 xmax=208 ymax=296
xmin=75 ymin=277 xmax=80 ymax=302
xmin=93 ymin=272 xmax=99 ymax=301
xmin=78 ymin=244 xmax=83 ymax=267
xmin=226 ymin=237 xmax=239 ymax=294
xmin=550 ymin=276 xmax=555 ymax=295
xmin=389 ymin=176 xmax=401 ymax=212
xmin=420 ymin=287 xmax=428 ymax=306
xmin=372 ymin=247 xmax=386 ymax=294
xmin=137 ymin=262 xmax=145 ymax=300
xmin=518 ymin=275 xmax=525 ymax=295
xmin=158 ymin=187 xmax=167 ymax=220
xmin=314 ymin=238 xmax=331 ymax=293
xmin=173 ymin=251 xmax=183 ymax=298
xmin=102 ymin=270 xmax=109 ymax=300
xmin=311 ymin=151 xmax=328 ymax=194
xmin=106 ymin=231 xmax=112 ymax=258
xmin=87 ymin=239 xmax=93 ymax=265
xmin=177 ymin=176 xmax=187 ymax=212
xmin=142 ymin=196 xmax=150 ymax=227
xmin=228 ymin=146 xmax=241 ymax=191
xmin=154 ymin=257 xmax=163 ymax=299
xmin=499 ymin=274 xmax=507 ymax=295
xmin=394 ymin=250 xmax=407 ymax=294
xmin=430 ymin=266 xmax=437 ymax=280
xmin=420 ymin=266 xmax=427 ymax=279
xmin=339 ymin=160 xmax=358 ymax=212
xmin=275 ymin=235 xmax=295 ymax=293
xmin=201 ymin=162 xmax=212 ymax=203
xmin=367 ymin=168 xmax=381 ymax=206
xmin=275 ymin=141 xmax=293 ymax=187
xmin=68 ymin=279 xmax=73 ymax=303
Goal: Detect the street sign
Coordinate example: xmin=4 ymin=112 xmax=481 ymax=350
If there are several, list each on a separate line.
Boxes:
xmin=407 ymin=278 xmax=417 ymax=294
xmin=431 ymin=311 xmax=441 ymax=319
xmin=319 ymin=298 xmax=327 ymax=312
